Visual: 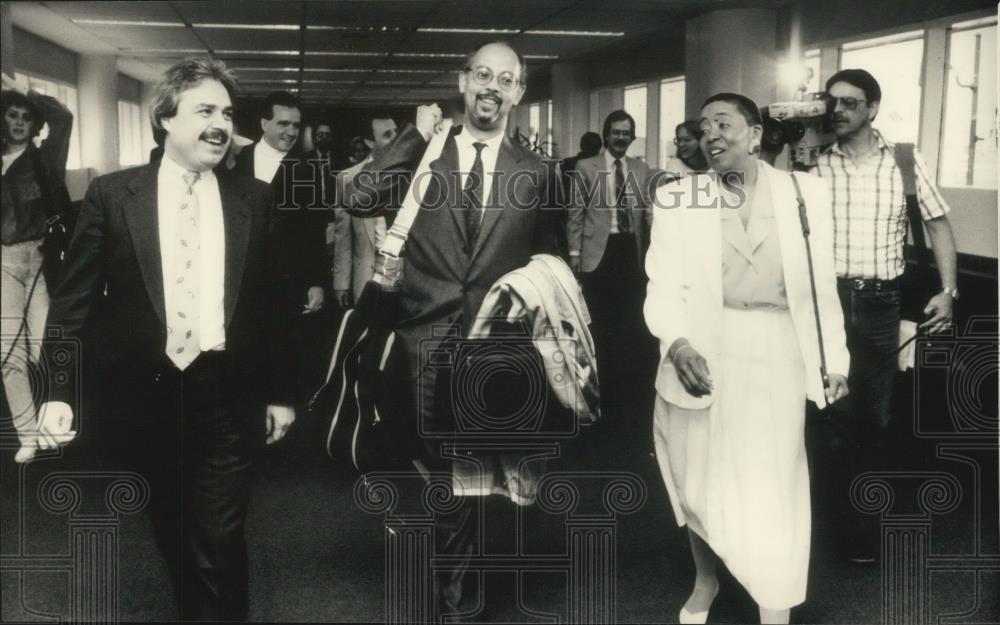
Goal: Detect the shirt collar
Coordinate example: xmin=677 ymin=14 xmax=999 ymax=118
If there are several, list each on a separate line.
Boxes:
xmin=456 ymin=127 xmax=504 ymax=154
xmin=257 ymin=139 xmax=289 ymax=161
xmin=159 ymin=152 xmax=215 ymax=183
xmin=830 ymin=128 xmax=891 ymax=157
xmin=604 ymin=150 xmax=627 ymax=170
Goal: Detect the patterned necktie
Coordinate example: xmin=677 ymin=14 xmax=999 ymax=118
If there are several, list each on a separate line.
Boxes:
xmin=166 ymin=171 xmax=201 ymax=370
xmin=614 ymin=158 xmax=631 ymax=234
xmin=464 ymin=142 xmax=487 ymax=244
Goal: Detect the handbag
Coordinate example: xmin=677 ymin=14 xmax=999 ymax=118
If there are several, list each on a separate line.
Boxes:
xmin=893 ymin=143 xmax=939 ymax=323
xmin=308 ymin=119 xmax=454 ymax=472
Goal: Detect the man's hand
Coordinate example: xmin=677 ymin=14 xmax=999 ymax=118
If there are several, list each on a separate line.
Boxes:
xmin=1 ymin=72 xmax=28 ymax=95
xmin=302 ymin=286 xmax=325 ymax=314
xmin=334 ymin=289 xmax=351 ymax=309
xmin=415 ymin=104 xmax=443 ymax=142
xmin=265 ymin=405 xmax=295 ymax=445
xmin=37 ymin=401 xmax=78 ymax=449
xmin=921 ymin=292 xmax=954 ymax=334
xmin=670 ymin=340 xmax=713 ymax=397
xmin=569 ymin=256 xmax=582 ymax=274
xmin=825 ymin=373 xmax=849 ymax=405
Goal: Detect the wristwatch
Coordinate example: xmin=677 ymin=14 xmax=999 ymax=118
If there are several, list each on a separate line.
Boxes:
xmin=941 ymin=287 xmax=959 ymax=300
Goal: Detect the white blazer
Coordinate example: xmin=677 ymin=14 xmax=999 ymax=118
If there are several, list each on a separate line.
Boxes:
xmin=643 ymin=161 xmax=850 ymax=410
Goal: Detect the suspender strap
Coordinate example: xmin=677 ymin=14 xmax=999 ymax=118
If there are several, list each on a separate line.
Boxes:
xmin=892 ymin=142 xmax=930 ymax=265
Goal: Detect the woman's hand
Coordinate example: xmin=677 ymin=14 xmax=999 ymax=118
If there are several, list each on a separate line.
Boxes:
xmin=825 ymin=373 xmax=849 ymax=405
xmin=670 ymin=339 xmax=714 ymax=397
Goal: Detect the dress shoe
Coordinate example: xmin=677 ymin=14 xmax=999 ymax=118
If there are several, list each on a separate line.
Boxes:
xmin=679 ymin=583 xmax=719 ymax=624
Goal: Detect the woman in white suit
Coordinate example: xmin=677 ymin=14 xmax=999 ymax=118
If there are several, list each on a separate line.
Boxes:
xmin=644 ymin=93 xmax=850 ymax=624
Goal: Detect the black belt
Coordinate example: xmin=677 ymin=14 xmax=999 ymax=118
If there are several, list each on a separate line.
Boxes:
xmin=838 ymin=276 xmax=901 ymax=291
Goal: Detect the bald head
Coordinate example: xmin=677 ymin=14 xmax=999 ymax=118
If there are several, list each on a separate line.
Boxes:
xmin=459 ymin=41 xmax=526 ymax=136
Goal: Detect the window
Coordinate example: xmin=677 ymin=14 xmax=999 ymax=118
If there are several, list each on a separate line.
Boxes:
xmin=623 ymin=84 xmax=647 ymax=160
xmin=804 ymin=49 xmax=821 ymax=94
xmin=118 ymin=100 xmax=143 ymax=167
xmin=545 ymin=99 xmax=554 ymax=155
xmin=529 ymin=102 xmax=540 ymax=145
xmin=840 ymin=31 xmax=925 ymax=143
xmin=658 ymin=77 xmax=686 ymax=167
xmin=939 ymin=19 xmax=997 ymax=189
xmin=13 ymin=71 xmax=82 ymax=170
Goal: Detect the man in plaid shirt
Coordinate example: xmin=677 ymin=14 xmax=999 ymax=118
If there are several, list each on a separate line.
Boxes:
xmin=812 ymin=69 xmax=958 ymax=564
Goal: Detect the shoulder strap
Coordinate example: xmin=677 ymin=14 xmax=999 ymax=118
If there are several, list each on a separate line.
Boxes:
xmin=892 ymin=142 xmax=929 ymax=259
xmin=379 ymin=119 xmax=454 ymax=259
xmin=789 ymin=171 xmax=829 ymax=391
xmin=893 ymin=142 xmax=917 ymax=196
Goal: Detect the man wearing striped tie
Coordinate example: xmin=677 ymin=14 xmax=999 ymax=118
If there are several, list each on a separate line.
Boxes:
xmin=37 ymin=57 xmax=295 ymax=621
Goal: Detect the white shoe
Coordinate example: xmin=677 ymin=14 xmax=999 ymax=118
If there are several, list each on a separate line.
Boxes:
xmin=14 ymin=444 xmax=37 ymax=464
xmin=678 ymin=583 xmax=719 ymax=624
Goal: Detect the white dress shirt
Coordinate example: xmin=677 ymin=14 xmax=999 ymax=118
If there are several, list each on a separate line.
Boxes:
xmin=252 ymin=140 xmax=288 ymax=184
xmin=157 ymin=155 xmax=226 ymax=351
xmin=604 ymin=150 xmax=630 ymax=234
xmin=455 ymin=128 xmax=504 ymax=217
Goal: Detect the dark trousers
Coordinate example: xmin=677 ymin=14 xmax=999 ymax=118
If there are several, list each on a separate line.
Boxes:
xmin=131 ymin=352 xmax=254 ymax=621
xmin=580 ymin=233 xmax=654 ymax=452
xmin=825 ymin=278 xmax=901 ymax=550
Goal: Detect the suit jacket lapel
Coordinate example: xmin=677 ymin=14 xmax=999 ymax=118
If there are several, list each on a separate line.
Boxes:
xmin=218 ymin=173 xmax=252 ymax=327
xmin=471 ymin=136 xmax=520 ymax=261
xmin=432 ymin=133 xmax=467 ymax=245
xmin=124 ymin=165 xmax=167 ymax=327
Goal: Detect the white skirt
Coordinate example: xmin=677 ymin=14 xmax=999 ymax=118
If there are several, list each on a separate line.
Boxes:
xmin=653 ymin=307 xmax=810 ymax=610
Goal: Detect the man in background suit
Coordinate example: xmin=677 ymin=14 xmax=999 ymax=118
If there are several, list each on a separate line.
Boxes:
xmin=347 ymin=41 xmax=560 ymax=614
xmin=234 ymin=91 xmax=330 ymax=401
xmin=567 ymin=109 xmax=658 ymax=453
xmin=332 ymin=115 xmax=398 ymax=307
xmin=37 ymin=57 xmax=295 ymax=621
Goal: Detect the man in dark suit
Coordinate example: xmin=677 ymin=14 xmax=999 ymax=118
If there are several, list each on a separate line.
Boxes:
xmin=347 ymin=41 xmax=559 ymax=614
xmin=233 ymin=91 xmax=329 ymax=401
xmin=37 ymin=57 xmax=295 ymax=621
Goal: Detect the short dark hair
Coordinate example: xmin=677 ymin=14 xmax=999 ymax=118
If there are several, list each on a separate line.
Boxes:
xmin=675 ymin=120 xmax=703 ymax=141
xmin=826 ymin=69 xmax=882 ymax=104
xmin=150 ymin=56 xmax=239 ymax=137
xmin=463 ymin=41 xmax=528 ymax=86
xmin=261 ymin=91 xmax=301 ymax=120
xmin=603 ymin=109 xmax=636 ymax=145
xmin=702 ymin=92 xmax=763 ymax=127
xmin=313 ymin=121 xmax=333 ymax=132
xmin=1 ymin=90 xmax=43 ymax=140
xmin=579 ymin=131 xmax=603 ymax=154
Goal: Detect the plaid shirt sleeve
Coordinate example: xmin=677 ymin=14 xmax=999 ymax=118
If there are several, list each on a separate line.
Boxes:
xmin=912 ymin=147 xmax=951 ymax=221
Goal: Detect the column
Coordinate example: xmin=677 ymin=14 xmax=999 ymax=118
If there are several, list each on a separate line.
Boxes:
xmin=77 ymin=55 xmax=120 ymax=175
xmin=684 ymin=8 xmax=779 ymax=117
xmin=551 ymin=62 xmax=591 ymax=160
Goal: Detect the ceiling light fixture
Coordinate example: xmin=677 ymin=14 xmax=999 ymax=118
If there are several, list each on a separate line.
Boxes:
xmin=524 ymin=29 xmax=624 ymax=37
xmin=194 ymin=23 xmax=299 ymax=30
xmin=308 ymin=51 xmax=386 ymax=57
xmin=72 ymin=19 xmax=183 ymax=27
xmin=217 ymin=50 xmax=300 ymax=55
xmin=417 ymin=27 xmax=518 ymax=35
xmin=395 ymin=52 xmax=465 ymax=58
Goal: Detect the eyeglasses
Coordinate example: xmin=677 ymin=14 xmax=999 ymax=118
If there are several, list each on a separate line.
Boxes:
xmin=314 ymin=131 xmax=332 ymax=138
xmin=830 ymin=96 xmax=867 ymax=111
xmin=465 ymin=65 xmax=521 ymax=92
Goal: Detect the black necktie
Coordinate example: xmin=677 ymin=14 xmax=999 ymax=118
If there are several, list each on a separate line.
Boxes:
xmin=464 ymin=142 xmax=487 ymax=243
xmin=614 ymin=158 xmax=631 ymax=234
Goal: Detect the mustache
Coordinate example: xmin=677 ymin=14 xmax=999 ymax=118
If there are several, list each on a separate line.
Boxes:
xmin=200 ymin=128 xmax=230 ymax=143
xmin=477 ymin=90 xmax=502 ymax=102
